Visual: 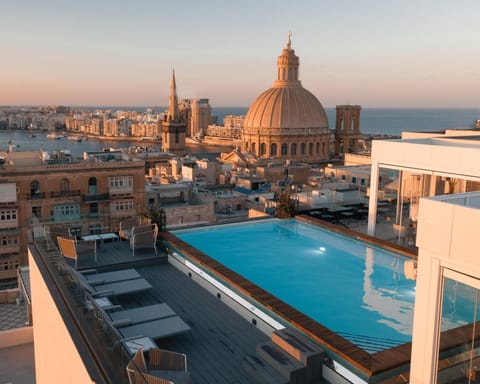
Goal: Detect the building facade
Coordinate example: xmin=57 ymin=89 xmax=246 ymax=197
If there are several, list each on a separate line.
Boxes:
xmin=334 ymin=105 xmax=361 ymax=156
xmin=0 ymin=150 xmax=145 ymax=280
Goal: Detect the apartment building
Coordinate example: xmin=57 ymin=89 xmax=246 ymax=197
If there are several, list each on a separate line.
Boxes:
xmin=0 ymin=150 xmax=145 ymax=281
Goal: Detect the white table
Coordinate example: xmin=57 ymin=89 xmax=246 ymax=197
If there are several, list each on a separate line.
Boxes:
xmin=81 ymin=233 xmax=119 ymax=245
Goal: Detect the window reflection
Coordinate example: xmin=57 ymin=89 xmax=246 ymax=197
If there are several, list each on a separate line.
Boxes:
xmin=437 ymin=276 xmax=480 ymax=382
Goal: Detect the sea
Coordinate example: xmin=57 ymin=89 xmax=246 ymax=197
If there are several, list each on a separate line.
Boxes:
xmin=1 ymin=107 xmax=479 ymax=157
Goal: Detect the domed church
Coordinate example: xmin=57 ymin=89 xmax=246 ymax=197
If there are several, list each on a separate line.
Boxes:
xmin=241 ymin=33 xmax=330 ymax=162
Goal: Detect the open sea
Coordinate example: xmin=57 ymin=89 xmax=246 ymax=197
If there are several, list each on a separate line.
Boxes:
xmin=1 ymin=107 xmax=479 ymax=157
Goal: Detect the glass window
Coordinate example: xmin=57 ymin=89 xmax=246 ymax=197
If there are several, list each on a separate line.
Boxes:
xmin=60 ymin=178 xmax=70 ymax=193
xmin=291 ymin=143 xmax=297 ymax=155
xmin=260 ymin=143 xmax=266 ymax=156
xmin=437 ymin=273 xmax=480 ymax=382
xmin=88 ymin=177 xmax=97 ymax=194
xmin=300 ymin=143 xmax=306 ymax=155
xmin=30 ymin=180 xmax=40 ymax=196
xmin=270 ymin=143 xmax=277 ymax=156
xmin=281 ymin=143 xmax=288 ymax=155
xmin=53 ymin=204 xmax=80 ymax=222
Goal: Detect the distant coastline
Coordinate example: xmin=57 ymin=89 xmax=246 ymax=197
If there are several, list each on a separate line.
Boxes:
xmin=1 ymin=106 xmax=478 ymax=136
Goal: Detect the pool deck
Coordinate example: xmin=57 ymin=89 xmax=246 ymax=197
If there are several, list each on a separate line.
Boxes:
xmin=32 ymin=237 xmax=295 ymax=384
xmin=161 ymin=217 xmax=418 ymax=380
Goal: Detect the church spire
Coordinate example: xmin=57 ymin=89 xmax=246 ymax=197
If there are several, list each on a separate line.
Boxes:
xmin=286 ymin=30 xmax=292 ymax=50
xmin=167 ymin=69 xmax=179 ymax=121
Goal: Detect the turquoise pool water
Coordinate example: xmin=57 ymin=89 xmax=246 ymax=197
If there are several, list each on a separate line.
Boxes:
xmin=174 ymin=219 xmax=416 ymax=352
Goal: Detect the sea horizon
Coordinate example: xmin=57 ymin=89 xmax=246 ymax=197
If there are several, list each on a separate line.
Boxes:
xmin=1 ymin=105 xmax=479 ymax=136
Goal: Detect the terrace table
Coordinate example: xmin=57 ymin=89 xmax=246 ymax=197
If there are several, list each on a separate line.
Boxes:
xmin=81 ymin=233 xmax=119 ymax=246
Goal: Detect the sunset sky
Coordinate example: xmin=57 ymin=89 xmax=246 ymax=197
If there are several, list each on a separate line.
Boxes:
xmin=1 ymin=0 xmax=479 ymax=108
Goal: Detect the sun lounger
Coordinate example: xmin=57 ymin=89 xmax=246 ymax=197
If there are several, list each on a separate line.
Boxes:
xmin=108 ymin=303 xmax=176 ymax=326
xmin=78 ymin=276 xmax=152 ymax=298
xmin=81 ymin=269 xmax=142 ymax=285
xmin=117 ymin=315 xmax=191 ymax=340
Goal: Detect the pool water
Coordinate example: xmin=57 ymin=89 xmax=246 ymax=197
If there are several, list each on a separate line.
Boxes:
xmin=174 ymin=219 xmax=416 ymax=352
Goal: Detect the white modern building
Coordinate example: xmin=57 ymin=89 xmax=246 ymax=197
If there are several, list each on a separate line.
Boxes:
xmin=367 ymin=131 xmax=480 ymax=382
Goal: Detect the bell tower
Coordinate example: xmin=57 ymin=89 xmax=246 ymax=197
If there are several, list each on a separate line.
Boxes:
xmin=334 ymin=105 xmax=361 ymax=156
xmin=162 ymin=69 xmax=186 ymax=152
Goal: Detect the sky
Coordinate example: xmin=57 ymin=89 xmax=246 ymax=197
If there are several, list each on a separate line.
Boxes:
xmin=1 ymin=0 xmax=479 ymax=108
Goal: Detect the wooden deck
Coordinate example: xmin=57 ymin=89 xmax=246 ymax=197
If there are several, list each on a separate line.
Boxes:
xmin=69 ymin=239 xmax=275 ymax=383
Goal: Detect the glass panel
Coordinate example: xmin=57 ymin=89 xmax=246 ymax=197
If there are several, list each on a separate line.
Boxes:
xmin=437 ymin=276 xmax=480 ymax=383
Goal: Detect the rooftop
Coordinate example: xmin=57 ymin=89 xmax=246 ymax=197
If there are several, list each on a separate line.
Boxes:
xmin=28 ymin=233 xmax=279 ymax=383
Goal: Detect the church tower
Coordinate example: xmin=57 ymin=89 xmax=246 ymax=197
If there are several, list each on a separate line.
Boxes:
xmin=162 ymin=70 xmax=186 ymax=152
xmin=334 ymin=105 xmax=361 ymax=156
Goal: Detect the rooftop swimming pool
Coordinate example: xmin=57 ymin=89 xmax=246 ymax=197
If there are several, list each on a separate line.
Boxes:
xmin=174 ymin=219 xmax=416 ymax=353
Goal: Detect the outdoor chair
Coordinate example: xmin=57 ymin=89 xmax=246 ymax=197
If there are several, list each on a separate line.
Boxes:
xmin=57 ymin=236 xmax=97 ymax=268
xmin=130 ymin=223 xmax=158 ymax=257
xmin=119 ymin=217 xmax=151 ymax=240
xmin=127 ymin=348 xmax=191 ymax=384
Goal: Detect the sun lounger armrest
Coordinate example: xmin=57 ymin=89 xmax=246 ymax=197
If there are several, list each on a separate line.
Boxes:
xmin=121 ymin=335 xmax=145 ymax=342
xmin=80 ymin=269 xmax=98 ymax=275
xmin=86 ymin=279 xmax=105 ymax=286
xmin=112 ymin=318 xmax=133 ymax=327
xmin=104 ymin=305 xmax=123 ymax=312
xmin=92 ymin=290 xmax=113 ymax=298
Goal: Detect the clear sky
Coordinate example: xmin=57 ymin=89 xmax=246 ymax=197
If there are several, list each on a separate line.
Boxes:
xmin=1 ymin=0 xmax=479 ymax=108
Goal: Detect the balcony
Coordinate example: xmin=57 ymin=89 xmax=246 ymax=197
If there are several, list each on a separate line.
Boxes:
xmin=0 ymin=244 xmax=20 ymax=254
xmin=0 ymin=220 xmax=18 ymax=230
xmin=84 ymin=193 xmax=110 ymax=203
xmin=50 ymin=190 xmax=81 ymax=198
xmin=26 ymin=192 xmax=46 ymax=200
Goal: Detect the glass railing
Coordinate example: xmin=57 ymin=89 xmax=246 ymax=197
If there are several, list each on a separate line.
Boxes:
xmin=31 ymin=233 xmax=140 ymax=384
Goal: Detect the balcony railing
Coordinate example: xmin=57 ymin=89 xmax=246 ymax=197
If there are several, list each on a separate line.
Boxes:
xmin=84 ymin=193 xmax=110 ymax=202
xmin=50 ymin=190 xmax=81 ymax=198
xmin=26 ymin=192 xmax=46 ymax=200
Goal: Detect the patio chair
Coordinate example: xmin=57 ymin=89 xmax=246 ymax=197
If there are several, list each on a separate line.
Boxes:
xmin=127 ymin=348 xmax=191 ymax=384
xmin=119 ymin=217 xmax=151 ymax=240
xmin=130 ymin=223 xmax=158 ymax=257
xmin=57 ymin=236 xmax=97 ymax=268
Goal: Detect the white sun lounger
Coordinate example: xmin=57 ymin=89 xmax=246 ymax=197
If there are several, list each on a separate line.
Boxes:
xmin=117 ymin=315 xmax=191 ymax=340
xmin=81 ymin=278 xmax=152 ymax=298
xmin=108 ymin=303 xmax=176 ymax=326
xmin=82 ymin=269 xmax=141 ymax=285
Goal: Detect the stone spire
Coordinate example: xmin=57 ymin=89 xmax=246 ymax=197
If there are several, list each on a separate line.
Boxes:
xmin=275 ymin=32 xmax=300 ymax=86
xmin=167 ymin=69 xmax=179 ymax=121
xmin=286 ymin=30 xmax=292 ymax=49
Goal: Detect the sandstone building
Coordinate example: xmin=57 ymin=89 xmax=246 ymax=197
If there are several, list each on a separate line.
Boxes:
xmin=0 ymin=150 xmax=145 ymax=280
xmin=241 ymin=33 xmax=330 ymax=161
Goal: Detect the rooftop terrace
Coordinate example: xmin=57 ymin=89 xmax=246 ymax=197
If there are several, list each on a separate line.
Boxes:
xmin=29 ymin=231 xmax=289 ymax=383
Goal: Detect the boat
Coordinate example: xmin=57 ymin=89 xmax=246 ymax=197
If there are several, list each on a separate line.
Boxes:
xmin=67 ymin=135 xmax=82 ymax=142
xmin=46 ymin=133 xmax=61 ymax=140
xmin=27 ymin=133 xmax=36 ymax=138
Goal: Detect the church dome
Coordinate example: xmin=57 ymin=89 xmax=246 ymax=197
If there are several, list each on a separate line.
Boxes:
xmin=244 ymin=33 xmax=328 ymax=131
xmin=244 ymin=85 xmax=328 ymax=129
xmin=241 ymin=33 xmax=330 ymax=161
